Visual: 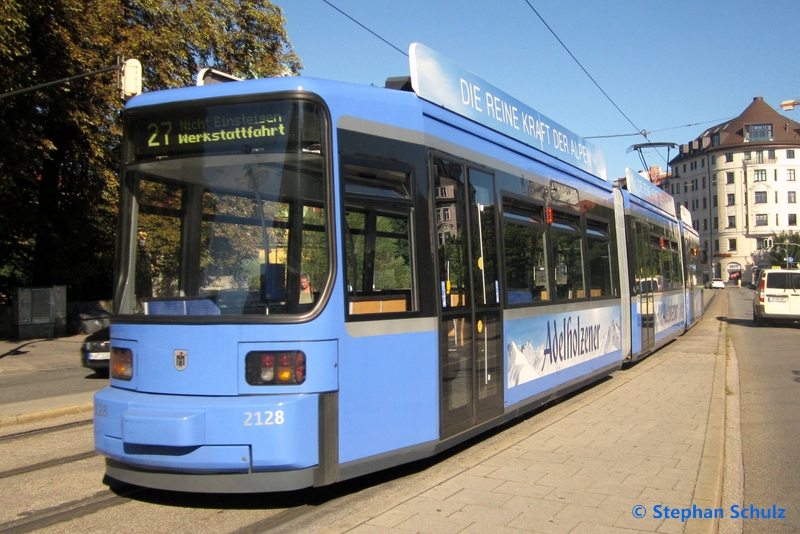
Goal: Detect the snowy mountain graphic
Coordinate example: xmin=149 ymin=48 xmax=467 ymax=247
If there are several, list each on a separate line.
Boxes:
xmin=507 ymin=340 xmax=546 ymax=387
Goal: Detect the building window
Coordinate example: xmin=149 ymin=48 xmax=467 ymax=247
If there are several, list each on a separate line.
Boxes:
xmin=714 ymin=216 xmax=718 ymax=229
xmin=713 ymin=195 xmax=718 ymax=207
xmin=712 ymin=134 xmax=720 ymax=147
xmin=727 ymin=194 xmax=735 ymax=206
xmin=790 ymin=191 xmax=797 ymax=204
xmin=684 ymin=182 xmax=688 ymax=193
xmin=745 ymin=123 xmax=774 ymax=142
xmin=711 ymin=155 xmax=717 ymax=165
xmin=726 ymin=172 xmax=735 ymax=184
xmin=788 ymin=150 xmax=796 ymax=159
xmin=725 ymin=153 xmax=733 ymax=163
xmin=703 ymin=197 xmax=707 ymax=209
xmin=728 ymin=239 xmax=737 ymax=251
xmin=703 ymin=219 xmax=708 ymax=230
xmin=790 ymin=214 xmax=798 ymax=226
xmin=769 ymin=150 xmax=776 ymax=159
xmin=755 ymin=214 xmax=768 ymax=226
xmin=728 ymin=216 xmax=736 ymax=228
xmin=754 ymin=191 xmax=767 ymax=204
xmin=744 ymin=151 xmax=751 ymax=160
xmin=714 ymin=239 xmax=719 ymax=252
xmin=702 ymin=176 xmax=706 ymax=189
xmin=754 ymin=169 xmax=767 ymax=182
xmin=789 ymin=169 xmax=796 ymax=181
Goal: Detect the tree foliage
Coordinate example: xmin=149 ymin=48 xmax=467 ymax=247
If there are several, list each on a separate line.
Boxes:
xmin=0 ymin=0 xmax=301 ymax=303
xmin=767 ymin=231 xmax=800 ymax=268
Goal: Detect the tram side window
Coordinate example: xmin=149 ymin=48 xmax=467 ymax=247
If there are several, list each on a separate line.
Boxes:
xmin=586 ymin=218 xmax=614 ymax=297
xmin=343 ymin=164 xmax=416 ymax=317
xmin=671 ymin=242 xmax=683 ymax=289
xmin=136 ymin=179 xmax=184 ymax=301
xmin=503 ymin=201 xmax=549 ymax=305
xmin=661 ymin=248 xmax=673 ymax=290
xmin=647 ymin=235 xmax=665 ymax=292
xmin=552 ymin=211 xmax=586 ymax=300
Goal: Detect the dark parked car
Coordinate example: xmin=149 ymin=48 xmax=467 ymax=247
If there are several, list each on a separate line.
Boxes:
xmin=80 ymin=326 xmax=110 ymax=376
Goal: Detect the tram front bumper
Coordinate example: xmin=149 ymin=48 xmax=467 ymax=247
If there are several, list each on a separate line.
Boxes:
xmin=94 ymin=387 xmax=320 ymax=473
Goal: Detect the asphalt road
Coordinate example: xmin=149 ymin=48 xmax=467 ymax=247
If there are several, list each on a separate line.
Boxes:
xmin=0 ymin=366 xmax=105 ymax=404
xmin=726 ymin=287 xmax=800 ymax=533
xmin=0 ymin=336 xmax=107 ymax=404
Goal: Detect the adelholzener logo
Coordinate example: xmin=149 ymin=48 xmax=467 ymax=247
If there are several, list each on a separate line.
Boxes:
xmin=174 ymin=349 xmax=188 ymax=371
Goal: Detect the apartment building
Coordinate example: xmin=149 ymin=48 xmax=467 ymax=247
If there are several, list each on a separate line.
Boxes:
xmin=666 ymin=96 xmax=800 ymax=284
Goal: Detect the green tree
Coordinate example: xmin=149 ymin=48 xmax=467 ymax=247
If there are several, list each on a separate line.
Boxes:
xmin=0 ymin=0 xmax=301 ymax=303
xmin=767 ymin=232 xmax=800 ymax=268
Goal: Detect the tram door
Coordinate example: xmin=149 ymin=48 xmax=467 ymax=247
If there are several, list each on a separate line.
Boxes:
xmin=433 ymin=156 xmax=503 ymax=439
xmin=638 ymin=230 xmax=656 ymax=352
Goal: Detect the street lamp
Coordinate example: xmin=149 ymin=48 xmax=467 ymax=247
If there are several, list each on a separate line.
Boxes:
xmin=781 ymin=99 xmax=800 ymax=111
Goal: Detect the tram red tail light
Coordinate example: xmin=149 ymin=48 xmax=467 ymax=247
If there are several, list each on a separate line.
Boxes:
xmin=246 ymin=351 xmax=306 ymax=385
xmin=545 ymin=207 xmax=554 ymax=225
xmin=294 ymin=353 xmax=306 ymax=383
xmin=111 ymin=347 xmax=133 ymax=381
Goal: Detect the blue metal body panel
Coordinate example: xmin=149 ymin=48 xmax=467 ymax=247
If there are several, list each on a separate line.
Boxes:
xmin=94 ymin=387 xmax=319 ymax=472
xmin=110 ymin=323 xmax=339 ymax=395
xmin=337 ymin=327 xmax=439 ymax=464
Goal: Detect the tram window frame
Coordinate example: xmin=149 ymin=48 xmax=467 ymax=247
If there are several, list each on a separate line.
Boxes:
xmin=670 ymin=241 xmax=682 ymax=289
xmin=585 ymin=216 xmax=616 ymax=299
xmin=342 ymin=161 xmax=419 ymax=320
xmin=502 ymin=197 xmax=550 ymax=306
xmin=551 ymin=209 xmax=587 ymax=301
xmin=645 ymin=234 xmax=666 ymax=292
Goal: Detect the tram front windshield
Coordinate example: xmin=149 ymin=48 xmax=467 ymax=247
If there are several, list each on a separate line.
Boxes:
xmin=117 ymin=99 xmax=329 ymax=318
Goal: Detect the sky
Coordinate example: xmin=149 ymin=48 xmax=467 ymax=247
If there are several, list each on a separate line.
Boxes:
xmin=274 ymin=0 xmax=800 ymax=180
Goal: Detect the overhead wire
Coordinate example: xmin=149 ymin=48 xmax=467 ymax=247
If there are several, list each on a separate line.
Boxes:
xmin=320 ymin=0 xmax=408 ymax=57
xmin=585 ymin=117 xmax=737 ymax=139
xmin=523 ymin=0 xmax=648 ymax=143
xmin=320 ymin=0 xmax=690 ymax=170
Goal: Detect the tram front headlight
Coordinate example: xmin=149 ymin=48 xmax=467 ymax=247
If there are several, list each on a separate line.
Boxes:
xmin=111 ymin=347 xmax=133 ymax=381
xmin=245 ymin=351 xmax=306 ymax=385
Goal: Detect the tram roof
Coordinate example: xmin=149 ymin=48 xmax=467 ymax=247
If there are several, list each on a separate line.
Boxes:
xmin=125 ymin=44 xmax=609 ymax=183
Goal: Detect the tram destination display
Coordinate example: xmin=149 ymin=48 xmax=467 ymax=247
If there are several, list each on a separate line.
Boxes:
xmin=127 ymin=100 xmax=315 ymax=161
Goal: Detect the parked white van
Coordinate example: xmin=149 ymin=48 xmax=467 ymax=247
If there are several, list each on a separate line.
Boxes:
xmin=753 ymin=269 xmax=800 ymax=326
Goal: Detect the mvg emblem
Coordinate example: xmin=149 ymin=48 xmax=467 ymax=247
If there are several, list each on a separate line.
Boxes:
xmin=174 ymin=349 xmax=188 ymax=371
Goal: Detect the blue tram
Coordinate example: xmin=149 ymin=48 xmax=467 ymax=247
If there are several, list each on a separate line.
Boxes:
xmin=93 ymin=44 xmax=702 ymax=492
